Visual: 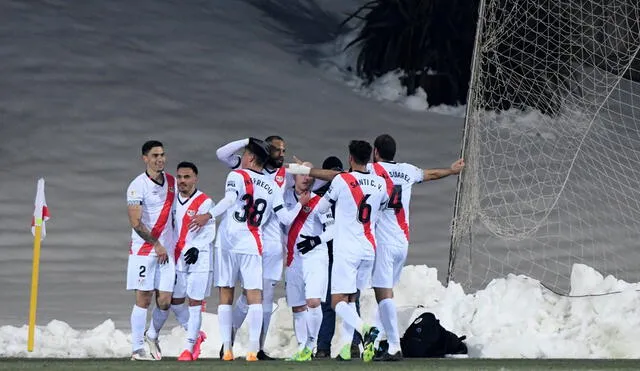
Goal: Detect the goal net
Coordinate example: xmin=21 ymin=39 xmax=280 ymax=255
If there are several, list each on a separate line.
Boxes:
xmin=448 ymin=0 xmax=640 ymax=293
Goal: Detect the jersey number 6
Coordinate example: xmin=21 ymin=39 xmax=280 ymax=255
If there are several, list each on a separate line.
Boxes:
xmin=357 ymin=194 xmax=372 ymax=224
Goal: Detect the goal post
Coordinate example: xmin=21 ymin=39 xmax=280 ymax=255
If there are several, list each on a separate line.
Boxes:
xmin=447 ymin=0 xmax=640 ymax=293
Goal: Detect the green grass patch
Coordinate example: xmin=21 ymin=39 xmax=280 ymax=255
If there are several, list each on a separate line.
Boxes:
xmin=1 ymin=358 xmax=639 ymax=371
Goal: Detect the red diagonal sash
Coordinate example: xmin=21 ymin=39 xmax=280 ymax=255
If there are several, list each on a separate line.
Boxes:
xmin=174 ymin=193 xmax=209 ymax=263
xmin=341 ymin=173 xmax=376 ymax=250
xmin=234 ymin=170 xmax=263 ymax=255
xmin=373 ymin=163 xmax=410 ymax=242
xmin=137 ymin=174 xmax=175 ymax=256
xmin=274 ymin=167 xmax=286 ymax=188
xmin=286 ymin=195 xmax=320 ymax=266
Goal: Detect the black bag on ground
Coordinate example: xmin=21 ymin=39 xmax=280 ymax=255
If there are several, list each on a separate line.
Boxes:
xmin=397 ymin=312 xmax=468 ymax=358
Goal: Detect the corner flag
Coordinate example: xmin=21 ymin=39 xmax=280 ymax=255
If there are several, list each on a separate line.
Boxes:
xmin=31 ymin=178 xmax=50 ymax=239
xmin=28 ymin=178 xmax=50 ymax=352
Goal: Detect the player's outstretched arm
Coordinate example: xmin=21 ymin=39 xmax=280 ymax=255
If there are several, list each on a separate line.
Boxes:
xmin=127 ymin=204 xmax=168 ymax=264
xmin=423 ymin=158 xmax=465 ymax=181
xmin=216 ymin=138 xmax=249 ymax=169
xmin=286 ymin=163 xmax=340 ymax=182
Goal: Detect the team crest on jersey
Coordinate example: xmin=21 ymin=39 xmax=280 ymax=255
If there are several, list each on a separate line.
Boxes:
xmin=276 ymin=175 xmax=284 ymax=183
xmin=187 ymin=210 xmax=196 ymax=217
xmin=303 ymin=206 xmax=311 ymax=213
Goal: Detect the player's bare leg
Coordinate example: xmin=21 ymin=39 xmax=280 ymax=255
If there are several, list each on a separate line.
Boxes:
xmin=218 ymin=286 xmax=235 ymax=361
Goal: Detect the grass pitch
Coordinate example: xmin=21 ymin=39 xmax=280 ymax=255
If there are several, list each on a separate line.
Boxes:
xmin=1 ymin=358 xmax=639 ymax=371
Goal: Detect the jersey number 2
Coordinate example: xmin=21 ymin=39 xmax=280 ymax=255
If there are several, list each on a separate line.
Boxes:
xmin=235 ymin=194 xmax=267 ymax=227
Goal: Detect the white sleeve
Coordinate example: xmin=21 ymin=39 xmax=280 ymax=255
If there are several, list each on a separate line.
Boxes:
xmin=208 ymin=172 xmax=242 ymax=218
xmin=273 ymin=186 xmax=302 ymax=226
xmin=126 ymin=178 xmax=144 ymax=205
xmin=406 ymin=163 xmax=424 ymax=184
xmin=317 ymin=210 xmax=334 ymax=242
xmin=216 ymin=138 xmax=248 ymax=169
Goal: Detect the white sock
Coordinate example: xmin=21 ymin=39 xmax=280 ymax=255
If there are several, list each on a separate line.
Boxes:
xmin=130 ymin=305 xmax=147 ymax=352
xmin=293 ymin=311 xmax=308 ymax=350
xmin=305 ymin=306 xmax=323 ymax=350
xmin=184 ymin=305 xmax=202 ymax=352
xmin=260 ymin=279 xmax=276 ymax=349
xmin=146 ymin=307 xmax=169 ymax=340
xmin=172 ymin=304 xmax=189 ymax=330
xmin=379 ymin=298 xmax=401 ymax=354
xmin=232 ymin=294 xmax=249 ymax=331
xmin=336 ymin=301 xmax=364 ymax=337
xmin=247 ymin=304 xmax=263 ymax=353
xmin=218 ymin=304 xmax=233 ymax=352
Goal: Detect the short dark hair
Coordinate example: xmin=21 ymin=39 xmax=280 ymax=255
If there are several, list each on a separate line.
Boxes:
xmin=142 ymin=140 xmax=163 ymax=155
xmin=264 ymin=135 xmax=284 ymax=144
xmin=374 ymin=134 xmax=396 ymax=161
xmin=177 ymin=161 xmax=198 ymax=175
xmin=348 ymin=140 xmax=372 ymax=165
xmin=322 ymin=156 xmax=343 ymax=171
xmin=246 ymin=138 xmax=270 ymax=166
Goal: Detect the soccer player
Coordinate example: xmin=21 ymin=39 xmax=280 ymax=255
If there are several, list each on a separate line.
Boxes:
xmin=126 ymin=140 xmax=176 ymax=361
xmin=206 ymin=138 xmax=308 ymax=361
xmin=289 ymin=140 xmax=388 ymax=361
xmin=289 ymin=135 xmax=465 ymax=361
xmin=367 ymin=134 xmax=464 ymax=360
xmin=191 ymin=135 xmax=288 ymax=360
xmin=169 ymin=162 xmax=216 ymax=362
xmin=283 ymin=162 xmax=334 ymax=361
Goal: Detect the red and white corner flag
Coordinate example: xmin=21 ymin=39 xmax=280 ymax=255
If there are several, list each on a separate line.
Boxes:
xmin=31 ymin=178 xmax=50 ymax=239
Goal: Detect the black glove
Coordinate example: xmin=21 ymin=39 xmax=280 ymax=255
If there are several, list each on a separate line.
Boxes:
xmin=296 ymin=234 xmax=321 ymax=254
xmin=184 ymin=247 xmax=199 ymax=265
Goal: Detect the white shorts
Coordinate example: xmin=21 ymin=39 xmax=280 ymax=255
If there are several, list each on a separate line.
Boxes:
xmin=331 ymin=254 xmax=374 ymax=294
xmin=214 ymin=248 xmax=263 ymax=290
xmin=372 ymin=245 xmax=408 ymax=288
xmin=285 ymin=258 xmax=329 ymax=307
xmin=126 ymin=254 xmax=175 ymax=292
xmin=262 ymin=243 xmax=284 ymax=282
xmin=173 ymin=270 xmax=212 ymax=300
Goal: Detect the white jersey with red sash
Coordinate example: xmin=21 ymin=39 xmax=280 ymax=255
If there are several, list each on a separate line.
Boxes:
xmin=173 ymin=190 xmax=215 ymax=271
xmin=321 ymin=171 xmax=388 ymax=260
xmin=127 ymin=171 xmax=176 ymax=256
xmin=218 ymin=169 xmax=286 ymax=255
xmin=262 ymin=166 xmax=287 ymax=248
xmin=283 ymin=190 xmax=333 ymax=267
xmin=368 ymin=161 xmax=423 ymax=247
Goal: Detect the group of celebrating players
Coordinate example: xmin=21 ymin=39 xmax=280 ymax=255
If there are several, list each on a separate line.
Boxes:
xmin=125 ymin=135 xmax=464 ymax=362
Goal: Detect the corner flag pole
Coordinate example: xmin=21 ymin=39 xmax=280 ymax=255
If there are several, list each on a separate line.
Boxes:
xmin=28 ymin=178 xmax=49 ymax=352
xmin=27 ymin=225 xmax=42 ymax=352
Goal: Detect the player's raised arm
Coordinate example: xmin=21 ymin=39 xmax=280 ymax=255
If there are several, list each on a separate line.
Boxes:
xmin=423 ymin=158 xmax=465 ymax=181
xmin=272 ymin=186 xmax=308 ymax=226
xmin=188 ymin=172 xmax=241 ymax=231
xmin=216 ymin=138 xmax=249 ymax=169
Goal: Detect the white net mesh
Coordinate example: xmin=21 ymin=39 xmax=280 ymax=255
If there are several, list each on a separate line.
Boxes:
xmin=448 ymin=0 xmax=640 ymax=293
